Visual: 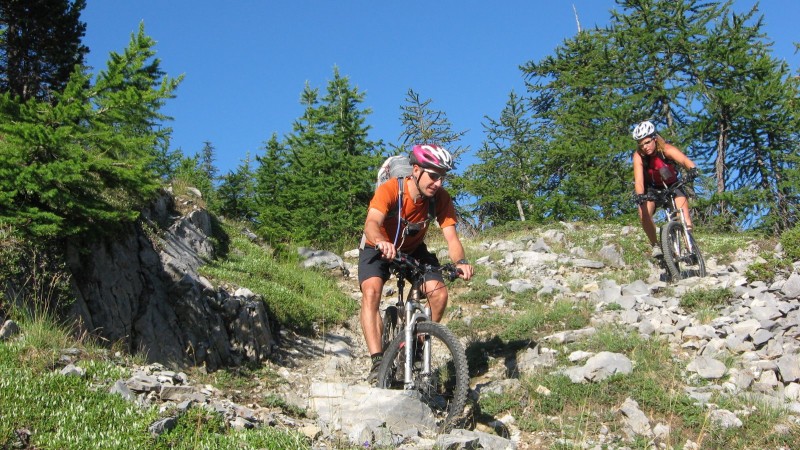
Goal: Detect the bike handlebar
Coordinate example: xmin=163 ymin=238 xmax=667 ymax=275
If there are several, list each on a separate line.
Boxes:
xmin=371 ymin=246 xmax=463 ymax=282
xmin=641 ymin=178 xmax=689 ymax=204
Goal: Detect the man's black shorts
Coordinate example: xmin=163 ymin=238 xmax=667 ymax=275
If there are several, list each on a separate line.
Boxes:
xmin=358 ymin=243 xmax=444 ymax=286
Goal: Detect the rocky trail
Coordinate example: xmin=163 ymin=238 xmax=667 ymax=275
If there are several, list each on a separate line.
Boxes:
xmin=12 ymin=202 xmax=799 ymax=449
xmin=237 ymin=228 xmax=800 ymax=449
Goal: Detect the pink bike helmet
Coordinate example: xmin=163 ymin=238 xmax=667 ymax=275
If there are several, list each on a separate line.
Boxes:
xmin=409 ymin=144 xmax=454 ymax=171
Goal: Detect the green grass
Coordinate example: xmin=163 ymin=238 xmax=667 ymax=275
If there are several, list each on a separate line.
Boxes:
xmin=151 ymin=407 xmax=308 ymax=450
xmin=0 ymin=366 xmax=159 ymax=448
xmin=0 ymin=315 xmax=157 ymax=449
xmin=680 ymin=287 xmax=734 ymax=312
xmin=0 ymin=219 xmax=346 ymax=449
xmin=200 ymin=222 xmax=358 ymax=333
xmin=698 ymin=230 xmax=771 ymax=266
xmin=0 ymin=303 xmax=312 ymax=450
xmin=451 ymin=297 xmax=592 ymax=344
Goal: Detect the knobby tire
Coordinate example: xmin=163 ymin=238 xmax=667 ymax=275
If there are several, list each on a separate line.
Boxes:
xmin=375 ymin=321 xmax=469 ymax=432
xmin=381 ymin=306 xmax=398 ymax=351
xmin=661 ymin=221 xmax=706 ymax=281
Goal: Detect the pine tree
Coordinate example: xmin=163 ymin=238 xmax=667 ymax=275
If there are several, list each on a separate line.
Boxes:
xmin=522 ymin=29 xmax=633 ymax=221
xmin=459 ymin=92 xmax=544 ymax=227
xmin=256 ymin=67 xmax=381 ymax=249
xmin=0 ymin=23 xmax=180 ymax=238
xmin=217 ymin=153 xmax=255 ymax=222
xmin=0 ymin=0 xmax=89 ymax=102
xmin=199 ymin=141 xmax=218 ymax=184
xmin=684 ymin=6 xmax=800 ymax=232
xmin=150 ymin=138 xmax=183 ymax=181
xmin=396 ymin=89 xmax=468 ymax=162
xmin=253 ymin=135 xmax=293 ymax=243
xmin=516 ymin=0 xmax=798 ymax=232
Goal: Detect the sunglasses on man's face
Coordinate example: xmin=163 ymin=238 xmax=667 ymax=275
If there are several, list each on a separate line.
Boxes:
xmin=423 ymin=168 xmax=446 ymax=182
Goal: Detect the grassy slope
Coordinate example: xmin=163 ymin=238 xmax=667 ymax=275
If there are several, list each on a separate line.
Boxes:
xmin=2 ymin=220 xmax=798 ymax=449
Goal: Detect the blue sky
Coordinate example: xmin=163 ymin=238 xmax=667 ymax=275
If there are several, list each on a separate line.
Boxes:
xmin=82 ymin=1 xmax=799 ymax=176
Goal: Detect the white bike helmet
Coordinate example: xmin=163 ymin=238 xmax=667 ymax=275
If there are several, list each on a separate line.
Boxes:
xmin=632 ymin=121 xmax=656 ymax=140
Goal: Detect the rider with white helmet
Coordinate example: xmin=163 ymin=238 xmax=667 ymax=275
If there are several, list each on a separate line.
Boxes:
xmin=631 ymin=121 xmax=699 ymax=258
xmin=632 ymin=120 xmax=656 ymax=141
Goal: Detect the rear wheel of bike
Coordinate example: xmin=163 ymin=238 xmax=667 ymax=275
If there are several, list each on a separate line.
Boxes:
xmin=381 ymin=305 xmax=398 ymax=351
xmin=375 ymin=321 xmax=469 ymax=432
xmin=661 ymin=221 xmax=706 ymax=280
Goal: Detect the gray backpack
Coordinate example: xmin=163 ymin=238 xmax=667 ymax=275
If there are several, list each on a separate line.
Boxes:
xmin=376 ymin=155 xmax=413 ymax=188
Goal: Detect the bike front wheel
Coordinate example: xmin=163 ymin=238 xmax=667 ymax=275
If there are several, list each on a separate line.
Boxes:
xmin=375 ymin=321 xmax=469 ymax=432
xmin=661 ymin=221 xmax=706 ymax=281
xmin=381 ymin=305 xmax=398 ymax=351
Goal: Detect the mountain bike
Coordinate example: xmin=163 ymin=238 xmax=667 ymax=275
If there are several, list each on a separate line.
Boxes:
xmin=645 ymin=177 xmax=706 ymax=281
xmin=375 ymin=250 xmax=469 ymax=432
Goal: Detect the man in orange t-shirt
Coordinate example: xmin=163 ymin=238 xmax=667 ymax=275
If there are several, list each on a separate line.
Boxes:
xmin=358 ymin=144 xmax=473 ymax=383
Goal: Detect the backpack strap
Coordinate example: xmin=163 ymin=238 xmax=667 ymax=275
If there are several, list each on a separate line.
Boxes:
xmin=358 ymin=176 xmax=405 ymax=250
xmin=398 ymin=176 xmax=404 ymax=203
xmin=391 ymin=177 xmax=404 ymax=245
xmin=428 ymin=193 xmax=436 ymax=223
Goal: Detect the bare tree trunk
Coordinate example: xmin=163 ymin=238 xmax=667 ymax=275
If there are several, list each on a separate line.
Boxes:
xmin=516 ymin=200 xmax=526 ymax=222
xmin=715 ymin=121 xmax=728 ymax=221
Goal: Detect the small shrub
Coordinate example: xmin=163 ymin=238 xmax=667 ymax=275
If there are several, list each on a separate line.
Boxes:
xmin=262 ymin=394 xmax=308 ymax=418
xmin=478 ymin=392 xmax=521 ymax=416
xmin=680 ymin=288 xmax=734 ymax=312
xmin=746 ymin=259 xmax=777 ymax=283
xmin=456 ymin=279 xmax=497 ymax=304
xmin=780 ymin=226 xmax=800 ymax=262
xmin=745 ymin=254 xmax=792 ymax=283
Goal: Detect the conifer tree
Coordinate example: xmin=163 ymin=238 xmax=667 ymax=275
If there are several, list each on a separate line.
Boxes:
xmin=255 ymin=68 xmax=381 ymax=249
xmin=253 ymin=135 xmax=293 ymax=243
xmin=395 ymin=89 xmax=474 ymax=231
xmin=396 ymin=89 xmax=468 ymax=162
xmin=0 ymin=23 xmax=180 ymax=238
xmin=513 ymin=0 xmax=798 ymax=232
xmin=217 ymin=153 xmax=255 ymax=222
xmin=199 ymin=141 xmax=218 ymax=184
xmin=459 ymin=92 xmax=545 ymax=227
xmin=150 ymin=138 xmax=183 ymax=181
xmin=0 ymin=0 xmax=88 ymax=102
xmin=684 ymin=6 xmax=800 ymax=231
xmin=522 ymin=29 xmax=633 ymax=221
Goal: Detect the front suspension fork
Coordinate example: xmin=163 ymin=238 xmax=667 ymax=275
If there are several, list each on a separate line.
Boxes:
xmin=403 ymin=298 xmax=432 ymax=387
xmin=670 ymin=203 xmax=695 ymax=254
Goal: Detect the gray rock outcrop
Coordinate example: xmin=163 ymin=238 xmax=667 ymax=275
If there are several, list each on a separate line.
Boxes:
xmin=65 ymin=190 xmax=275 ymax=370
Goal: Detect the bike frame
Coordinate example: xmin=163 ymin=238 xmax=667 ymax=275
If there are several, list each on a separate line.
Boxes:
xmin=657 ymin=180 xmax=697 ymax=255
xmin=395 ymin=266 xmax=433 ymax=389
xmin=386 ymin=253 xmax=459 ymax=390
